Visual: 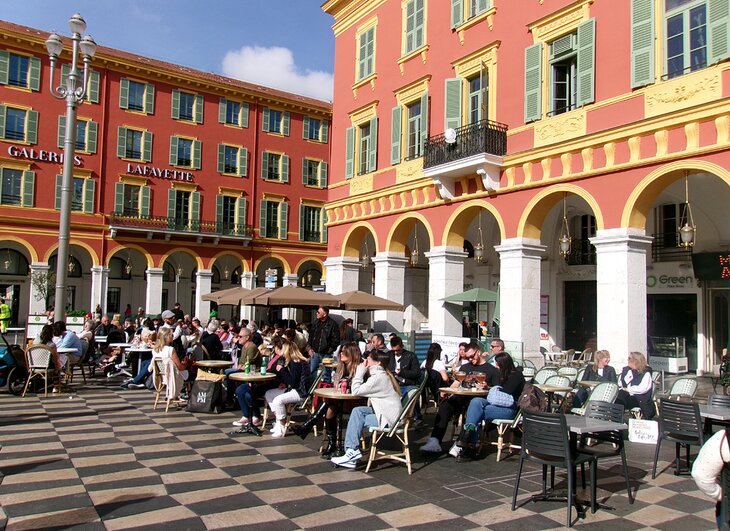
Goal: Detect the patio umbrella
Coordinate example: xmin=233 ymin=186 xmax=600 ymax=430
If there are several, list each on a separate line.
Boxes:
xmin=216 ymin=287 xmax=270 ymax=306
xmin=201 ymin=286 xmax=250 ymax=303
xmin=442 ymin=287 xmax=499 ymax=303
xmin=242 ymin=285 xmax=340 ymax=308
xmin=335 ymin=290 xmax=404 ymax=311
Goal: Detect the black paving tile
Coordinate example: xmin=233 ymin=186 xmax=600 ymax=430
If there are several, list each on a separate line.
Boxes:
xmin=221 ymin=461 xmax=282 ymax=477
xmin=355 ymin=491 xmax=426 ymax=514
xmin=654 ymin=513 xmax=719 ymax=531
xmin=3 ymin=492 xmax=92 ymax=518
xmin=400 ymin=517 xmax=481 ymax=531
xmin=76 ymin=461 xmax=146 ymax=478
xmin=306 ymin=515 xmax=392 ymax=531
xmin=164 ymin=477 xmax=240 ymax=495
xmin=1 ymin=457 xmax=73 ymax=477
xmin=488 ymin=513 xmax=565 ymax=530
xmin=273 ymin=494 xmax=348 ymax=519
xmin=186 ymin=492 xmax=266 ymax=515
xmin=83 ymin=474 xmax=164 ymax=491
xmin=150 ymin=459 xmax=214 ymax=475
xmin=96 ymin=494 xmax=180 ymax=520
xmin=245 ymin=474 xmax=314 ymax=491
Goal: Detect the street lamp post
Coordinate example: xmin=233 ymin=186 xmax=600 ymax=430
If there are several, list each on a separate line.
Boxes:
xmin=45 ymin=14 xmax=96 ymax=321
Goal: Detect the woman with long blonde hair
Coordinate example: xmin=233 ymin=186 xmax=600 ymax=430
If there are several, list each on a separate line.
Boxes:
xmin=264 ymin=338 xmax=309 ymax=438
xmin=616 ymin=351 xmax=654 ymax=419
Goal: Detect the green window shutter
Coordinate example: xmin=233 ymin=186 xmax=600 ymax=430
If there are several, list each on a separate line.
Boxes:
xmin=119 ymin=78 xmax=129 ymax=109
xmin=420 ymin=91 xmax=429 ymax=152
xmin=0 ymin=51 xmax=8 ymax=85
xmin=299 ymin=204 xmax=306 ymax=241
xmin=87 ymin=121 xmax=98 ymax=153
xmin=145 ymin=83 xmax=155 ymax=114
xmin=29 ymin=57 xmax=41 ymax=91
xmin=190 ymin=192 xmax=200 ymax=227
xmin=58 ymin=115 xmax=66 ymax=149
xmin=451 ymin=0 xmax=463 ymax=29
xmin=321 ymin=120 xmax=328 ymax=143
xmin=192 ymin=140 xmax=201 ymax=170
xmin=21 ymin=170 xmax=34 ymax=207
xmin=237 ymin=198 xmax=247 ymax=231
xmin=391 ymin=105 xmax=402 ymax=165
xmin=87 ymin=70 xmax=100 ymax=103
xmin=171 ymin=89 xmax=180 ymax=119
xmin=301 ymin=159 xmax=308 ymax=185
xmin=0 ymin=105 xmax=4 ymax=138
xmin=261 ymin=152 xmax=269 ymax=179
xmin=195 ymin=94 xmax=204 ymax=124
xmin=444 ymin=78 xmax=462 ymax=130
xmin=167 ymin=188 xmax=176 ymax=220
xmin=630 ymin=0 xmax=654 ymax=88
xmin=345 ymin=126 xmax=355 ymax=179
xmin=117 ymin=126 xmax=126 ymax=158
xmin=283 ymin=112 xmax=290 ymax=136
xmin=55 ymin=175 xmax=62 ymax=210
xmin=709 ymin=0 xmax=730 ymax=64
xmin=405 ymin=0 xmax=416 ymax=53
xmin=281 ymin=155 xmax=290 ymax=183
xmin=114 ymin=182 xmax=124 ymax=214
xmin=140 ymin=186 xmax=150 ymax=217
xmin=26 ymin=110 xmax=38 ymax=144
xmin=83 ymin=179 xmax=95 ymax=214
xmin=169 ymin=136 xmax=179 ymax=165
xmin=319 ymin=162 xmax=328 ymax=188
xmin=241 ymin=103 xmax=249 ymax=128
xmin=218 ymin=98 xmax=227 ymax=123
xmin=303 ymin=116 xmax=310 ymax=139
xmin=279 ymin=202 xmax=288 ymax=240
xmin=322 ymin=208 xmax=328 ymax=243
xmin=142 ymin=131 xmax=153 ymax=162
xmin=217 ymin=144 xmax=225 ymax=173
xmin=259 ymin=199 xmax=268 ymax=238
xmin=262 ymin=107 xmax=270 ymax=132
xmin=524 ymin=43 xmax=543 ymax=123
xmin=576 ymin=18 xmax=596 ymax=107
xmin=61 ymin=64 xmax=70 ymax=89
xmin=216 ymin=195 xmax=224 ymax=227
xmin=478 ymin=0 xmax=489 ymax=11
xmin=238 ymin=148 xmax=248 ymax=176
xmin=368 ymin=117 xmax=378 ymax=172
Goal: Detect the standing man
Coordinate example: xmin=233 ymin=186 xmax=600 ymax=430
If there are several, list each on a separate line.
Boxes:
xmin=172 ymin=302 xmax=184 ymax=322
xmin=0 ymin=297 xmax=11 ymax=333
xmin=306 ymin=306 xmax=339 ymax=374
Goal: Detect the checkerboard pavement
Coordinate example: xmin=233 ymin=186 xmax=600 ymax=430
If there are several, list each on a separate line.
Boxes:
xmin=0 ymin=376 xmax=720 ymax=530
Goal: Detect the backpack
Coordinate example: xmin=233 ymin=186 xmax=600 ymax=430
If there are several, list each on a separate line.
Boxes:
xmin=517 ymin=383 xmax=548 ymax=413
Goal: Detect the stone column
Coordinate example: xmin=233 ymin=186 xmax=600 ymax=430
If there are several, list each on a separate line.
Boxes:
xmin=495 ymin=238 xmax=546 ymax=355
xmin=28 ymin=262 xmax=50 ymax=315
xmin=195 ymin=269 xmax=213 ymax=325
xmin=591 ymin=228 xmax=653 ymax=369
xmin=89 ymin=265 xmax=109 ymax=315
xmin=281 ymin=274 xmax=299 ymax=322
xmin=372 ymin=253 xmax=408 ymax=333
xmin=425 ymin=246 xmax=467 ymax=336
xmin=240 ymin=271 xmax=256 ymax=322
xmin=145 ymin=268 xmax=164 ymax=316
xmin=323 ymin=256 xmax=361 ymax=295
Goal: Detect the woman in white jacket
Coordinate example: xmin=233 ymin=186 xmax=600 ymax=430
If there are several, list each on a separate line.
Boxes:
xmin=331 ymin=350 xmax=402 ymax=469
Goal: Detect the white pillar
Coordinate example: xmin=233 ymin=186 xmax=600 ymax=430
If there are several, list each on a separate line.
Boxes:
xmin=28 ymin=262 xmax=50 ymax=315
xmin=281 ymin=274 xmax=299 ymax=322
xmin=591 ymin=228 xmax=653 ymax=369
xmin=495 ymin=238 xmax=546 ymax=355
xmin=372 ymin=253 xmax=407 ymax=333
xmin=323 ymin=257 xmax=361 ymax=295
xmin=195 ymin=269 xmax=213 ymax=325
xmin=425 ymin=246 xmax=467 ymax=336
xmin=145 ymin=267 xmax=164 ymax=316
xmin=90 ymin=265 xmax=109 ymax=315
xmin=240 ymin=271 xmax=255 ymax=322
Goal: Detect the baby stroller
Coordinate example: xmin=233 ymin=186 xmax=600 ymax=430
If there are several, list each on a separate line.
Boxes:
xmin=0 ymin=336 xmax=27 ymax=395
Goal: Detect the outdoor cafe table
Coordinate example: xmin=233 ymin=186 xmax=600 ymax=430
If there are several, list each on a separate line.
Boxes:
xmin=108 ymin=343 xmax=133 ymax=378
xmin=700 ymin=404 xmax=730 ymax=431
xmin=228 ymin=372 xmax=276 ymax=383
xmin=126 ymin=347 xmax=153 ymax=376
xmin=314 ymin=387 xmax=367 ymax=455
xmin=196 ymin=359 xmax=233 ymax=374
xmin=438 ymin=386 xmax=488 ymax=397
xmin=576 ymin=381 xmax=600 ymax=389
xmin=535 ymin=383 xmax=574 ymax=411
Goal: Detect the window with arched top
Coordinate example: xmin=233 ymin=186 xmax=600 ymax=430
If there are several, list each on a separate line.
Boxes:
xmin=49 ymin=255 xmax=82 ymax=277
xmin=109 ymin=256 xmax=132 ymax=280
xmin=0 ymin=249 xmax=29 ymax=276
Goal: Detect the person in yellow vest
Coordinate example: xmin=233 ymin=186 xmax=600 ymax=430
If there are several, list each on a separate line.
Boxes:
xmin=0 ymin=298 xmax=11 ymax=333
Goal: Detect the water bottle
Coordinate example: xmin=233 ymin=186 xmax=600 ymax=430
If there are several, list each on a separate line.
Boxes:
xmin=244 ymin=359 xmax=250 ymax=374
xmin=260 ymin=356 xmax=268 ymax=375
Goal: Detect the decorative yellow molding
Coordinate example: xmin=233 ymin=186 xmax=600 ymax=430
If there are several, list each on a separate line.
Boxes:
xmin=170 ymin=182 xmax=198 ymax=192
xmin=654 ymin=130 xmax=668 ymax=157
xmin=685 ymin=122 xmax=699 ymax=151
xmin=453 ymin=42 xmax=500 ymax=78
xmin=349 ymin=173 xmax=373 ymax=195
xmin=218 ymin=187 xmax=244 ymax=196
xmin=456 ymin=7 xmax=497 ymax=44
xmin=0 ymin=157 xmax=31 ymax=171
xmin=581 ymin=148 xmax=593 ymax=172
xmin=349 ymin=101 xmax=379 ymax=125
xmin=527 ymin=0 xmax=593 ymax=43
xmin=326 ymin=0 xmax=387 ymax=37
xmin=394 ymin=75 xmax=431 ymax=105
xmin=352 ymin=74 xmax=377 ymax=99
xmin=716 ymin=115 xmax=730 ymax=144
xmin=604 ymin=142 xmax=616 ymax=168
xmin=560 ymin=153 xmax=571 ymax=177
xmin=644 ymin=69 xmax=721 ymax=118
xmin=397 ymin=45 xmax=429 ymax=75
xmin=533 ymin=108 xmax=586 ymax=148
xmin=628 ymin=136 xmax=641 ymax=163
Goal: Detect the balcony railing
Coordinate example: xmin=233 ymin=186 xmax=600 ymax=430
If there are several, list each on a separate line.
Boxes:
xmin=423 ymin=119 xmax=507 ymax=169
xmin=652 ymin=232 xmax=693 ymax=262
xmin=109 ymin=212 xmax=253 ymax=239
xmin=565 ymin=238 xmax=596 ymax=266
xmin=302 ymin=230 xmax=321 ymax=243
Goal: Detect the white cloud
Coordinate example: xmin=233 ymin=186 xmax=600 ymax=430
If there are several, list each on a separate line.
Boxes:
xmin=221 ymin=46 xmax=333 ymax=102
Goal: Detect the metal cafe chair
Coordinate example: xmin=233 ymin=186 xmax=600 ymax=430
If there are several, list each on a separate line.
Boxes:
xmin=652 ymin=398 xmax=704 ymax=479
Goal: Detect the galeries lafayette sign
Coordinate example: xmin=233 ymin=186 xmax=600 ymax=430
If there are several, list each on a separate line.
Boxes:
xmin=7 ymin=145 xmax=82 ymax=166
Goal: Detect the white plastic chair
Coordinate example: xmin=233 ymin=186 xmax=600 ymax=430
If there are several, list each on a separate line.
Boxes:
xmin=534 ymin=367 xmax=558 ymax=385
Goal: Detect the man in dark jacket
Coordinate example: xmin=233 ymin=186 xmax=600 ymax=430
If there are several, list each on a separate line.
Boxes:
xmin=306 ymin=306 xmax=339 ymax=374
xmin=200 ymin=320 xmax=224 ymax=360
xmin=388 ymin=335 xmax=423 ymax=421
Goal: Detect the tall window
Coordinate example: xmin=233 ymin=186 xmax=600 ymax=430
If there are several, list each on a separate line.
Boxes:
xmin=127 ymin=80 xmax=146 ymax=111
xmin=303 ymin=159 xmax=320 ymax=187
xmin=8 ymin=54 xmax=29 ymax=88
xmin=263 ymin=108 xmax=290 ymax=135
xmin=358 ymin=27 xmax=375 ymax=80
xmin=219 ymin=98 xmax=248 ymax=128
xmin=469 ymin=0 xmax=489 ymax=18
xmin=225 ymin=101 xmax=240 ymax=125
xmin=179 ymin=92 xmax=194 ymax=121
xmin=1 ymin=169 xmax=21 ymax=205
xmin=0 ymin=52 xmax=40 ymax=91
xmin=177 ymin=138 xmax=193 ymax=167
xmin=220 ymin=196 xmax=237 ymax=233
xmin=406 ymin=100 xmax=422 ymax=159
xmin=346 ymin=116 xmax=378 ymax=178
xmin=266 ymin=153 xmax=282 ymax=180
xmin=172 ymin=190 xmax=191 ymax=228
xmin=125 ymin=130 xmax=143 ymax=160
xmin=266 ymin=201 xmax=280 ymax=237
xmin=549 ymin=33 xmax=578 ymax=116
xmin=304 ymin=117 xmax=326 ymax=141
xmin=300 ymin=206 xmax=321 ymax=242
xmin=358 ymin=122 xmax=371 ymax=175
xmin=404 ymin=0 xmax=425 ymax=54
xmin=4 ymin=108 xmax=25 ymax=141
xmin=223 ymin=146 xmax=238 ymax=174
xmin=123 ymin=184 xmax=140 ymax=216
xmin=71 ymin=178 xmax=85 ymax=212
xmin=666 ymin=0 xmax=707 ymax=78
xmin=468 ymin=74 xmax=487 ymax=124
xmin=75 ymin=120 xmax=87 ymax=151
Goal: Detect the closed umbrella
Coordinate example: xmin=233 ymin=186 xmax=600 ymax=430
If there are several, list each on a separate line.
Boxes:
xmin=335 ymin=290 xmax=404 ymax=311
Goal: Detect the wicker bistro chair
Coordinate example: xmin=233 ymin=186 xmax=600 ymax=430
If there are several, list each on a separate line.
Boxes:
xmin=365 ymin=386 xmax=422 ymax=475
xmin=534 ymin=367 xmax=558 ymax=385
xmin=511 ymin=411 xmax=597 ymax=527
xmin=152 ymin=358 xmax=188 ymax=413
xmin=652 ymin=398 xmax=704 ymax=479
xmin=489 ymin=411 xmax=522 ymax=462
xmin=660 ymin=377 xmax=698 ymax=401
xmin=557 ymin=366 xmax=579 ymax=384
xmin=522 ymin=366 xmax=536 ymax=383
xmin=543 ymin=375 xmax=573 ymax=412
xmin=22 ymin=344 xmax=57 ymax=397
xmin=570 ymin=382 xmax=619 ymax=416
xmin=578 ymin=400 xmax=634 ymax=503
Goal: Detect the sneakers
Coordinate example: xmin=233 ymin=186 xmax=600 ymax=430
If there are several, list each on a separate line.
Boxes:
xmin=420 ymin=437 xmax=442 ymax=453
xmin=232 ymin=417 xmax=249 ymax=427
xmin=331 ymin=448 xmax=362 ymax=469
xmin=128 ymin=383 xmax=146 ymax=389
xmin=448 ymin=442 xmax=463 ymax=459
xmin=120 ymin=381 xmax=130 ymax=389
xmin=270 ymin=423 xmax=285 ymax=438
xmin=251 ymin=417 xmax=262 ymax=426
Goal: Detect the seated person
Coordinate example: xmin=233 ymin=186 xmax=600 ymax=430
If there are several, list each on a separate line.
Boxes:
xmin=449 ymin=342 xmax=470 ymax=371
xmin=200 ymin=320 xmax=224 ymax=360
xmin=224 ymin=327 xmax=260 ymax=404
xmin=52 ymin=320 xmax=82 ymax=367
xmin=121 ymin=331 xmax=157 ymax=389
xmin=364 ymin=333 xmax=387 ymax=359
xmin=615 ymin=351 xmax=655 ymax=419
xmin=331 ymin=350 xmax=402 ymax=469
xmin=33 ymin=324 xmax=61 ymax=369
xmin=233 ymin=337 xmax=284 ymax=429
xmin=457 ymin=352 xmax=525 ymax=455
xmin=264 ymin=341 xmax=309 ymax=438
xmin=152 ymin=328 xmax=189 ymax=402
xmin=420 ymin=341 xmax=499 ymax=454
xmin=571 ymin=349 xmax=617 ymax=408
xmin=422 ymin=342 xmax=449 ymax=400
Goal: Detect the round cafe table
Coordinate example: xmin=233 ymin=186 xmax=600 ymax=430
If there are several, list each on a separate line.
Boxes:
xmin=576 ymin=380 xmax=600 ymax=389
xmin=196 ymin=359 xmax=233 ymax=374
xmin=438 ymin=386 xmax=488 ymax=397
xmin=314 ymin=387 xmax=366 ymax=455
xmin=228 ymin=372 xmax=276 ymax=383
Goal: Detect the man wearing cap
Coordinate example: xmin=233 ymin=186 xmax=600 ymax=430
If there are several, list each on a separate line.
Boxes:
xmin=161 ymin=309 xmax=186 ymax=358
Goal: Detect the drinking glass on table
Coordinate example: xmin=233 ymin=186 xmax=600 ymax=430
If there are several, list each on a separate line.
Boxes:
xmin=475 ymin=372 xmax=487 ymax=389
xmin=455 ymin=371 xmax=467 ymax=387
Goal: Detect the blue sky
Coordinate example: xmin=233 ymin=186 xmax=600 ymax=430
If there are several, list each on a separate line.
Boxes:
xmin=3 ymin=0 xmax=335 ymax=101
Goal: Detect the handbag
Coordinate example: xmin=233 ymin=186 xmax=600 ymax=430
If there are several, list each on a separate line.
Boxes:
xmin=186 ymin=378 xmax=223 ymax=414
xmin=487 ymin=385 xmax=515 ymax=408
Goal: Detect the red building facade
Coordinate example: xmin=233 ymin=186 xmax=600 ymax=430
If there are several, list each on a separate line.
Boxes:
xmin=0 ymin=20 xmax=330 ymax=324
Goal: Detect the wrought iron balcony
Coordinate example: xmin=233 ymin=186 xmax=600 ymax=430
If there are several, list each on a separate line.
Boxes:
xmin=109 ymin=212 xmax=253 ymax=245
xmin=423 ymin=119 xmax=507 ymax=199
xmin=651 ymin=232 xmax=693 ymax=263
xmin=564 ymin=238 xmax=596 ymax=266
xmin=302 ymin=230 xmax=321 ymax=243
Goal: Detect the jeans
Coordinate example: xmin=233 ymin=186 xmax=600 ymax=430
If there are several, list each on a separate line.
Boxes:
xmin=463 ymin=397 xmax=517 ymax=444
xmin=224 ymin=367 xmax=241 ymax=402
xmin=344 ymin=405 xmax=379 ymax=450
xmin=235 ymin=383 xmax=257 ymax=419
xmin=129 ymin=359 xmax=152 ymax=384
